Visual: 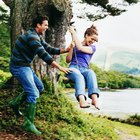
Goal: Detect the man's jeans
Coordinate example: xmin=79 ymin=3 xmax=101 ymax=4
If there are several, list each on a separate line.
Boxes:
xmin=10 ymin=63 xmax=44 ymax=104
xmin=66 ymin=65 xmax=100 ymax=100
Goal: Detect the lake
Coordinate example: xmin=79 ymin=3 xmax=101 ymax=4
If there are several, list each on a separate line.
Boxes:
xmin=66 ymin=89 xmax=140 ymax=119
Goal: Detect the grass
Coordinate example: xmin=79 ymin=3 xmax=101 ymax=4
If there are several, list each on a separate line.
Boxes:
xmin=0 ymin=87 xmax=140 ymax=140
xmin=35 ymin=90 xmax=118 ymax=139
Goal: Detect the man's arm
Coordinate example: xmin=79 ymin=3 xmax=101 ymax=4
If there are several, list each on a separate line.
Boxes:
xmin=41 ymin=38 xmax=72 ymax=54
xmin=28 ymin=37 xmax=72 ymax=73
xmin=59 ymin=46 xmax=73 ymax=54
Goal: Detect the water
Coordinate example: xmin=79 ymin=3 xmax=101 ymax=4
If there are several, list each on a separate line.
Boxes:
xmin=66 ymin=89 xmax=140 ymax=119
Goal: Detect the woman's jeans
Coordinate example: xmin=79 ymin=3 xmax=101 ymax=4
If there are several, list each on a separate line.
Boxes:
xmin=66 ymin=65 xmax=100 ymax=100
xmin=10 ymin=63 xmax=44 ymax=104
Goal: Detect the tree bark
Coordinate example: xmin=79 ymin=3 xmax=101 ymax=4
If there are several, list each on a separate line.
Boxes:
xmin=2 ymin=0 xmax=72 ymax=93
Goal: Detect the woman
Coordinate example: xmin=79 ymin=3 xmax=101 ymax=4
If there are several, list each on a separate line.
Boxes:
xmin=66 ymin=25 xmax=100 ymax=109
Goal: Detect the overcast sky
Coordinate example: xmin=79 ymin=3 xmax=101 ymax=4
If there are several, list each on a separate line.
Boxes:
xmin=66 ymin=1 xmax=140 ymax=51
xmin=1 ymin=0 xmax=140 ymax=50
xmin=95 ymin=2 xmax=140 ymax=49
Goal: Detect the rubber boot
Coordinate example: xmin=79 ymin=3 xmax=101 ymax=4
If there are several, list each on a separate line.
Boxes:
xmin=8 ymin=92 xmax=26 ymax=117
xmin=22 ymin=103 xmax=41 ymax=136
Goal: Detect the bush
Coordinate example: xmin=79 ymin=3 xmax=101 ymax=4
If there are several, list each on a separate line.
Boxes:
xmin=0 ymin=70 xmax=11 ymax=88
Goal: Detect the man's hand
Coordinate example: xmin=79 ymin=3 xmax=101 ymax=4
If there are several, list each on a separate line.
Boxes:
xmin=51 ymin=61 xmax=72 ymax=74
xmin=58 ymin=66 xmax=72 ymax=74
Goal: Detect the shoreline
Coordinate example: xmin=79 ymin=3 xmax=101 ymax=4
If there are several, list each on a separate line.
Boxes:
xmin=64 ymin=88 xmax=140 ymax=120
xmin=63 ymin=87 xmax=140 ymax=93
xmin=100 ymin=87 xmax=140 ymax=92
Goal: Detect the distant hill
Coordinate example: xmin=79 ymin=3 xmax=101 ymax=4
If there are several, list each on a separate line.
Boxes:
xmin=92 ymin=46 xmax=140 ymax=75
xmin=111 ymin=63 xmax=140 ymax=75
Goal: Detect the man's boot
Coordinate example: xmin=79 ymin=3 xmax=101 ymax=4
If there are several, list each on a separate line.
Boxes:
xmin=22 ymin=103 xmax=41 ymax=136
xmin=8 ymin=92 xmax=26 ymax=117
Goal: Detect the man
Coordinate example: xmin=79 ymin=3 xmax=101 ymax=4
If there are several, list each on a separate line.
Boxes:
xmin=9 ymin=15 xmax=72 ymax=135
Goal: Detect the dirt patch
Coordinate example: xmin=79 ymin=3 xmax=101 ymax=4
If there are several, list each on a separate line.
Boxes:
xmin=115 ymin=129 xmax=140 ymax=140
xmin=0 ymin=131 xmax=43 ymax=140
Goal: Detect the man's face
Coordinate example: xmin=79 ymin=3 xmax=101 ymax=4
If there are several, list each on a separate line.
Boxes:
xmin=37 ymin=20 xmax=48 ymax=35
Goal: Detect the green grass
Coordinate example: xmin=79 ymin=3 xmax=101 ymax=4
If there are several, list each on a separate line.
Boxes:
xmin=0 ymin=70 xmax=11 ymax=88
xmin=36 ymin=92 xmax=118 ymax=140
xmin=0 ymin=87 xmax=140 ymax=140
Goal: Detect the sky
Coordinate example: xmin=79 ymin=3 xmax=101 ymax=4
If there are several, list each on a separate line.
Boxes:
xmin=66 ymin=1 xmax=140 ymax=51
xmin=1 ymin=0 xmax=140 ymax=50
xmin=95 ymin=2 xmax=140 ymax=49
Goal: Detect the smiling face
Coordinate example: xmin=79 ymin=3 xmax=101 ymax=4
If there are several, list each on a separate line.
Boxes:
xmin=84 ymin=25 xmax=98 ymax=46
xmin=36 ymin=20 xmax=48 ymax=35
xmin=85 ymin=34 xmax=98 ymax=46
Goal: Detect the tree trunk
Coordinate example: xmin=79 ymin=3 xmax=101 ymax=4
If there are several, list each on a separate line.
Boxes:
xmin=2 ymin=0 xmax=72 ymax=93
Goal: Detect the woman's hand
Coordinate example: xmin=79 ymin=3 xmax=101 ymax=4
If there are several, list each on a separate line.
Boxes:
xmin=66 ymin=41 xmax=75 ymax=51
xmin=69 ymin=26 xmax=75 ymax=35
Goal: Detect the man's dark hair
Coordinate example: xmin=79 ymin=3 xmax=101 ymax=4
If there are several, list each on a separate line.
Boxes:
xmin=32 ymin=15 xmax=48 ymax=27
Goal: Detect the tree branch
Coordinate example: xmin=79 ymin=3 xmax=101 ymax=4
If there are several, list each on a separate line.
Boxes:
xmin=2 ymin=0 xmax=14 ymax=8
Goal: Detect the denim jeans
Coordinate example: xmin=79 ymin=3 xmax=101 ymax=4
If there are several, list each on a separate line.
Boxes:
xmin=10 ymin=63 xmax=44 ymax=104
xmin=66 ymin=65 xmax=100 ymax=100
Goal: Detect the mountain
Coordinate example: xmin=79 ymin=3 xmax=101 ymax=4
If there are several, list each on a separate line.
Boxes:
xmin=92 ymin=46 xmax=140 ymax=75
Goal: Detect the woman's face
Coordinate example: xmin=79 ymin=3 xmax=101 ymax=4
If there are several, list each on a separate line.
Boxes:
xmin=85 ymin=34 xmax=98 ymax=46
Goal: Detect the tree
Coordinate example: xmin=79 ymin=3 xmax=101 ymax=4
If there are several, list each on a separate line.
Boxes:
xmin=2 ymin=0 xmax=139 ymax=93
xmin=2 ymin=0 xmax=72 ymax=93
xmin=0 ymin=5 xmax=10 ymax=73
xmin=73 ymin=0 xmax=139 ymax=21
xmin=0 ymin=5 xmax=9 ymax=23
